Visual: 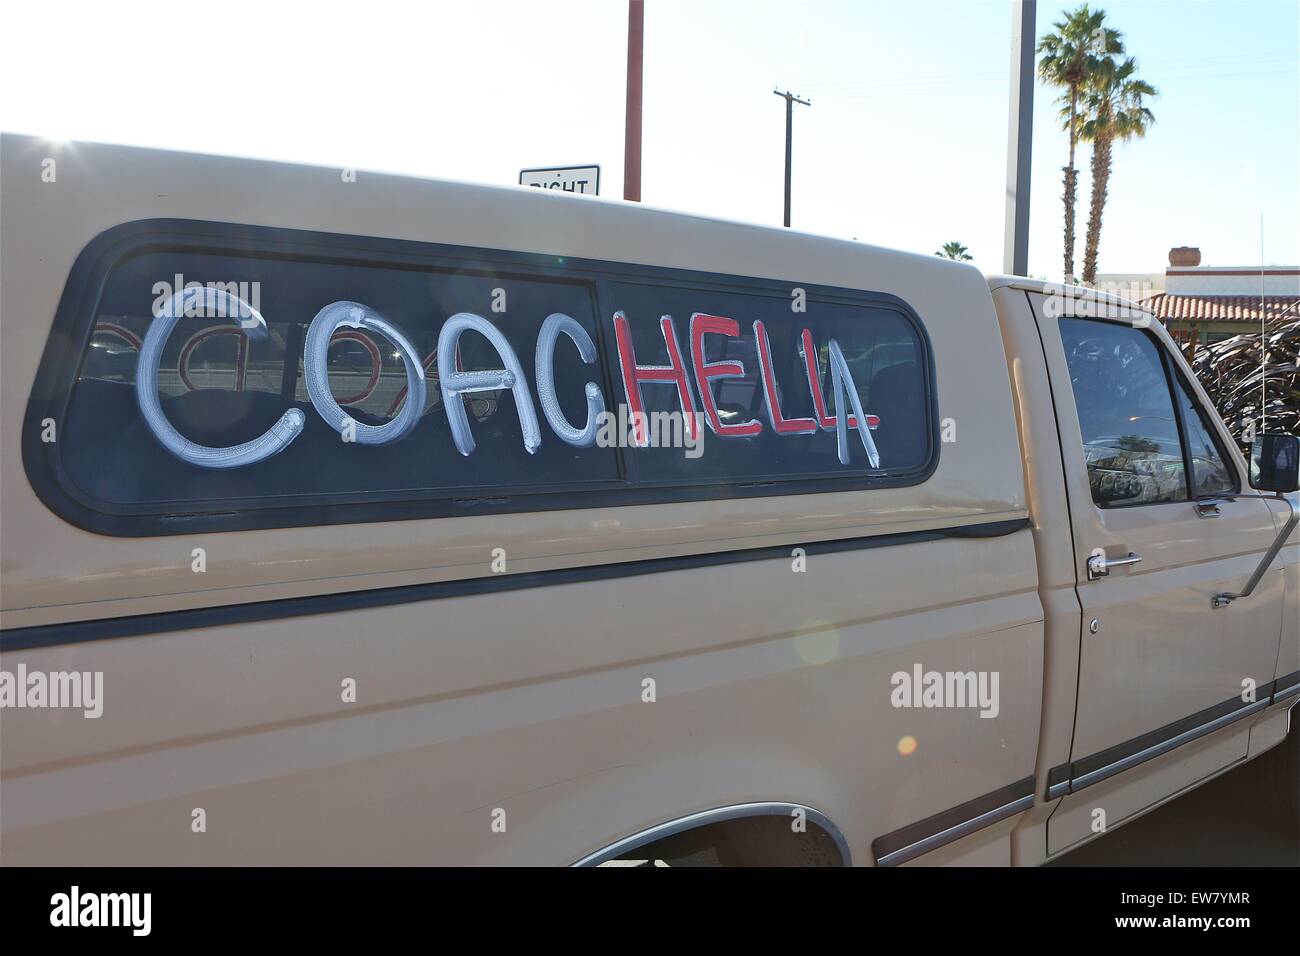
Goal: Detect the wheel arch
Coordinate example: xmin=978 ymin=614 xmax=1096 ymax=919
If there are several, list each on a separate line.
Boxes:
xmin=571 ymin=801 xmax=852 ymax=867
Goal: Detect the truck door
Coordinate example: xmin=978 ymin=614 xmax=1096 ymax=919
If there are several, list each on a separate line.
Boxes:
xmin=1028 ymin=296 xmax=1284 ymax=834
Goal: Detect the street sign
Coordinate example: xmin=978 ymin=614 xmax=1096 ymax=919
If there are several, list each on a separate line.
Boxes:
xmin=519 ymin=164 xmax=600 ymax=196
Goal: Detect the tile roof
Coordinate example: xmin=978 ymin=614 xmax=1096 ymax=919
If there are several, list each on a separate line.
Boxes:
xmin=1140 ymin=293 xmax=1300 ymax=323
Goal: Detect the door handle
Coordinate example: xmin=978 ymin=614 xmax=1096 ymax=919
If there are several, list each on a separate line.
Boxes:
xmin=1087 ymin=550 xmax=1142 ymax=580
xmin=1194 ymin=499 xmax=1223 ymax=518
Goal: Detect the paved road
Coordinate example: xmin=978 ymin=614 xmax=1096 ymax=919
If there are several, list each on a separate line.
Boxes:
xmin=1053 ymin=739 xmax=1299 ymax=867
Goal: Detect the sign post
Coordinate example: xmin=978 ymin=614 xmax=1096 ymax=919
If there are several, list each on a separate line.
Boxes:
xmin=519 ymin=165 xmax=601 ymax=196
xmin=1002 ymin=0 xmax=1035 ymax=276
xmin=624 ymin=0 xmax=644 ymax=202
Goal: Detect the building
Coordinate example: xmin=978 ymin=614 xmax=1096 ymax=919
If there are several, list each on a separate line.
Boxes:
xmin=1136 ymin=247 xmax=1300 ymax=347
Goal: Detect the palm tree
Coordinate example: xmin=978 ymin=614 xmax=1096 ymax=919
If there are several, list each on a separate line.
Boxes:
xmin=935 ymin=241 xmax=973 ymax=261
xmin=1037 ymin=6 xmax=1123 ymax=283
xmin=1078 ymin=57 xmax=1157 ymax=285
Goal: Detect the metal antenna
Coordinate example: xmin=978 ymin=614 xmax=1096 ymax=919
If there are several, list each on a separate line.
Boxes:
xmin=1261 ymin=212 xmax=1266 ymax=434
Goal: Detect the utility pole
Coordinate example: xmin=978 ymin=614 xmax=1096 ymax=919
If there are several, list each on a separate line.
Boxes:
xmin=1002 ymin=1 xmax=1036 ymax=275
xmin=773 ymin=89 xmax=810 ymax=227
xmin=624 ymin=1 xmax=644 ymax=202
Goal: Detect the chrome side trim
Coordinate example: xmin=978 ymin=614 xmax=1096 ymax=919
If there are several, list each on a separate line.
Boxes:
xmin=1274 ymin=682 xmax=1299 ymax=705
xmin=1070 ymin=698 xmax=1269 ymax=792
xmin=571 ymin=802 xmax=851 ymax=867
xmin=1046 ymin=684 xmax=1289 ymax=799
xmin=1 ymin=518 xmax=1030 ymax=652
xmin=870 ymin=775 xmax=1036 ymax=867
xmin=875 ymin=793 xmax=1034 ymax=867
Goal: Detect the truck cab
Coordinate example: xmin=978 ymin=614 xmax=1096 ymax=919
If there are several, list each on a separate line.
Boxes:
xmin=988 ymin=277 xmax=1297 ymax=863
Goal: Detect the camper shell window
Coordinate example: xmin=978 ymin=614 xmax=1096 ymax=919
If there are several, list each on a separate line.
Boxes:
xmin=24 ymin=220 xmax=939 ymax=534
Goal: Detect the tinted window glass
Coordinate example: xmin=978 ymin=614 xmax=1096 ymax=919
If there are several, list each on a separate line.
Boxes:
xmin=1059 ymin=318 xmax=1188 ymax=506
xmin=1172 ymin=373 xmax=1237 ymax=497
xmin=608 ymin=281 xmax=930 ymax=483
xmin=42 ymin=228 xmax=936 ymax=532
xmin=66 ymin=251 xmax=619 ymax=508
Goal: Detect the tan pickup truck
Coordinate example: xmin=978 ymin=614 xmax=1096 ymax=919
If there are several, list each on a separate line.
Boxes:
xmin=1 ymin=133 xmax=1296 ymax=866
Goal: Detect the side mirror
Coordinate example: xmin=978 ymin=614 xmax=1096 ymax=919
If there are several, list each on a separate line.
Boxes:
xmin=1250 ymin=434 xmax=1300 ymax=493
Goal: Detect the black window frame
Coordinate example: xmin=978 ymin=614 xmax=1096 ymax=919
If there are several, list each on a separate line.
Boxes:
xmin=24 ymin=219 xmax=940 ymax=537
xmin=1161 ymin=353 xmax=1242 ymax=500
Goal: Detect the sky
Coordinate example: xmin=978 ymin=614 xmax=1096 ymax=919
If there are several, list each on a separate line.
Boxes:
xmin=1 ymin=0 xmax=1296 ymax=277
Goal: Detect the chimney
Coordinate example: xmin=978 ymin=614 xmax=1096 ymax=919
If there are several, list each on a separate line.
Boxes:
xmin=1168 ymin=246 xmax=1201 ymax=267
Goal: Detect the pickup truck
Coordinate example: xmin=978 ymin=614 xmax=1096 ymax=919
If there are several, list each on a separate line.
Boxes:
xmin=1 ymin=132 xmax=1296 ymax=866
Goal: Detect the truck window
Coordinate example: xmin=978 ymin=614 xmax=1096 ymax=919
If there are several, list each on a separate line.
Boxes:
xmin=30 ymin=223 xmax=938 ymax=534
xmin=607 ymin=278 xmax=931 ymax=485
xmin=1058 ymin=318 xmax=1188 ymax=507
xmin=1170 ymin=371 xmax=1238 ymax=498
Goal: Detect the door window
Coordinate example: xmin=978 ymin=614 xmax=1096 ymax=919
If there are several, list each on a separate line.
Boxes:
xmin=1059 ymin=318 xmax=1188 ymax=507
xmin=1171 ymin=373 xmax=1238 ymax=498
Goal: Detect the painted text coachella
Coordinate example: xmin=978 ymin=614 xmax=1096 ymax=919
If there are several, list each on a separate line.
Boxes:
xmin=137 ymin=287 xmax=884 ymax=470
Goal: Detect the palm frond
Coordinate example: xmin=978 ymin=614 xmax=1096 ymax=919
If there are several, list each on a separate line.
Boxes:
xmin=1191 ymin=314 xmax=1300 ymax=449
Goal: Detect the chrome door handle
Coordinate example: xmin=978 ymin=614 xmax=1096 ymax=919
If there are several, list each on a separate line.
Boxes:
xmin=1087 ymin=551 xmax=1142 ymax=580
xmin=1194 ymin=499 xmax=1223 ymax=518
